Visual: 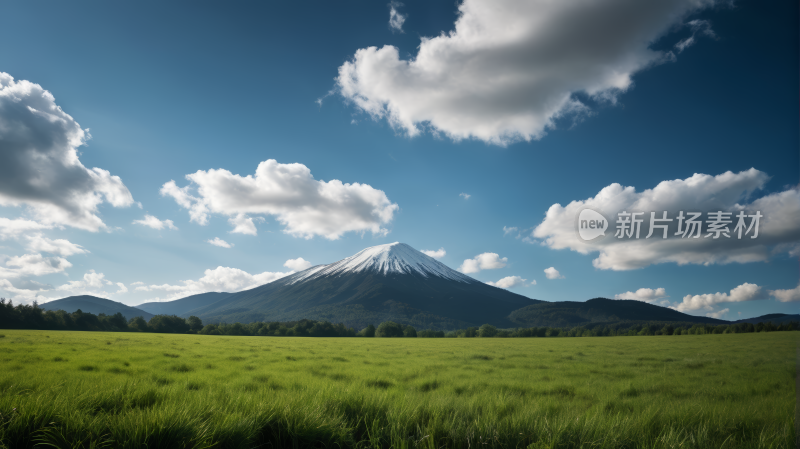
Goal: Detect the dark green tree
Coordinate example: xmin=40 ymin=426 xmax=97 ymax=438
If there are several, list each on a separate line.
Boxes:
xmin=375 ymin=321 xmax=404 ymax=337
xmin=187 ymin=316 xmax=203 ymax=332
xmin=478 ymin=324 xmax=497 ymax=338
xmin=128 ymin=316 xmax=150 ymax=332
xmin=403 ymin=325 xmax=417 ymax=337
xmin=359 ymin=324 xmax=376 ymax=337
xmin=147 ymin=315 xmax=189 ymax=333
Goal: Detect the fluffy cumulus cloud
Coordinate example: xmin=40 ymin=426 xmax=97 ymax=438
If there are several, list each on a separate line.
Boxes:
xmin=770 ymin=283 xmax=800 ymax=303
xmin=135 ymin=266 xmax=293 ymax=301
xmin=337 ymin=0 xmax=720 ymax=145
xmin=133 ymin=215 xmax=178 ymax=230
xmin=207 ymin=237 xmax=233 ymax=248
xmin=486 ymin=275 xmax=531 ymax=289
xmin=706 ymin=308 xmax=729 ymax=319
xmin=0 ymin=261 xmax=132 ymax=303
xmin=228 ymin=214 xmax=262 ymax=236
xmin=388 ymin=1 xmax=406 ymax=32
xmin=57 ymin=269 xmax=110 ymax=293
xmin=459 ymin=193 xmax=471 ymax=200
xmin=0 ymin=72 xmax=134 ymax=231
xmin=544 ymin=267 xmax=564 ymax=279
xmin=0 ymin=218 xmax=51 ymax=239
xmin=673 ymin=282 xmax=768 ymax=312
xmin=161 ymin=160 xmax=398 ymax=240
xmin=615 ymin=287 xmax=668 ymax=302
xmin=0 ymin=253 xmax=72 ymax=279
xmin=25 ymin=234 xmax=88 ymax=257
xmin=458 ymin=252 xmax=507 ymax=274
xmin=421 ymin=248 xmax=446 ymax=259
xmin=284 ymin=257 xmax=312 ymax=271
xmin=531 ymin=169 xmax=800 ymax=270
xmin=0 ymin=278 xmax=53 ymax=298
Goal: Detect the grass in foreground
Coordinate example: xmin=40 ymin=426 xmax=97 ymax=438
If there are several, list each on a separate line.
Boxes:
xmin=0 ymin=330 xmax=795 ymax=448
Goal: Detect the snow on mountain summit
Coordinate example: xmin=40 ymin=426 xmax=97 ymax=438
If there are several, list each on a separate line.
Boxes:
xmin=289 ymin=242 xmax=475 ymax=284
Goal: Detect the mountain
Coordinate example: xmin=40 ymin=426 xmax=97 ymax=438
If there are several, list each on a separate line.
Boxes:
xmin=136 ymin=292 xmax=232 ymax=316
xmin=507 ymin=298 xmax=728 ymax=327
xmin=734 ymin=313 xmax=800 ymax=325
xmin=165 ymin=242 xmax=539 ymax=329
xmin=40 ymin=295 xmax=153 ymax=320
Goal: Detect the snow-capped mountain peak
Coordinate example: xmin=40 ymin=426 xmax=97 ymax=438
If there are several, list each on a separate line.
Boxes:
xmin=289 ymin=242 xmax=475 ymax=284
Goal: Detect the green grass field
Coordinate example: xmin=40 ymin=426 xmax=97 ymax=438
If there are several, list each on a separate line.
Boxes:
xmin=0 ymin=330 xmax=795 ymax=448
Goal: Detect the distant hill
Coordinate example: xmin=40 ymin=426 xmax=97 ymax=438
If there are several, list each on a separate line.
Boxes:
xmin=40 ymin=295 xmax=153 ymax=320
xmin=507 ymin=298 xmax=727 ymax=328
xmin=136 ymin=292 xmax=231 ymax=317
xmin=734 ymin=313 xmax=800 ymax=325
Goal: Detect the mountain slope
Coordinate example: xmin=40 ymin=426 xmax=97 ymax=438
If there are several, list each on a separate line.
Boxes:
xmin=734 ymin=313 xmax=800 ymax=325
xmin=136 ymin=292 xmax=232 ymax=316
xmin=40 ymin=295 xmax=153 ymax=320
xmin=508 ymin=298 xmax=728 ymax=327
xmin=182 ymin=242 xmax=539 ymax=328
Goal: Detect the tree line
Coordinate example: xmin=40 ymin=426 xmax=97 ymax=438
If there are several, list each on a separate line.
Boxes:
xmin=1 ymin=299 xmax=796 ymax=337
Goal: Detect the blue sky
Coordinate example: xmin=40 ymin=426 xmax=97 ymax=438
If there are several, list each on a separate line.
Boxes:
xmin=0 ymin=0 xmax=797 ymax=320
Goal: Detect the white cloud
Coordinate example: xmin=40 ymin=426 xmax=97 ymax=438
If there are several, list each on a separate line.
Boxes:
xmin=544 ymin=267 xmax=564 ymax=279
xmin=615 ymin=287 xmax=668 ymax=302
xmin=458 ymin=252 xmax=507 ymax=274
xmin=0 ymin=72 xmax=134 ymax=231
xmin=56 ymin=269 xmax=108 ymax=292
xmin=25 ymin=234 xmax=88 ymax=257
xmin=133 ymin=215 xmax=177 ymax=230
xmin=459 ymin=193 xmax=471 ymax=200
xmin=705 ymin=308 xmax=729 ymax=319
xmin=674 ymin=19 xmax=716 ymax=53
xmin=0 ymin=253 xmax=72 ymax=278
xmin=207 ymin=237 xmax=233 ymax=248
xmin=336 ymin=0 xmax=720 ymax=145
xmin=228 ymin=213 xmax=262 ymax=236
xmin=0 ymin=266 xmax=129 ymax=303
xmin=0 ymin=278 xmax=52 ymax=295
xmin=531 ymin=169 xmax=800 ymax=270
xmin=421 ymin=248 xmax=446 ymax=259
xmin=130 ymin=281 xmax=144 ymax=286
xmin=284 ymin=257 xmax=312 ymax=271
xmin=486 ymin=275 xmax=530 ymax=289
xmin=137 ymin=266 xmax=293 ymax=301
xmin=0 ymin=278 xmax=58 ymax=305
xmin=673 ymin=282 xmax=767 ymax=312
xmin=503 ymin=226 xmax=519 ymax=237
xmin=0 ymin=218 xmax=52 ymax=240
xmin=770 ymin=283 xmax=800 ymax=303
xmin=161 ymin=159 xmax=398 ymax=240
xmin=388 ymin=1 xmax=406 ymax=33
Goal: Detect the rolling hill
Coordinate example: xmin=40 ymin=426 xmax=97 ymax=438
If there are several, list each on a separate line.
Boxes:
xmin=40 ymin=295 xmax=153 ymax=320
xmin=734 ymin=313 xmax=800 ymax=325
xmin=507 ymin=298 xmax=728 ymax=328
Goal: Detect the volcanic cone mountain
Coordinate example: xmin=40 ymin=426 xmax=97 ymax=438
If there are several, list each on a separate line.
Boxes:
xmin=178 ymin=242 xmax=539 ymax=329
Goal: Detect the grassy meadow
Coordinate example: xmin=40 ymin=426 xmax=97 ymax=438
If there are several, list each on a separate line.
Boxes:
xmin=0 ymin=330 xmax=795 ymax=448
